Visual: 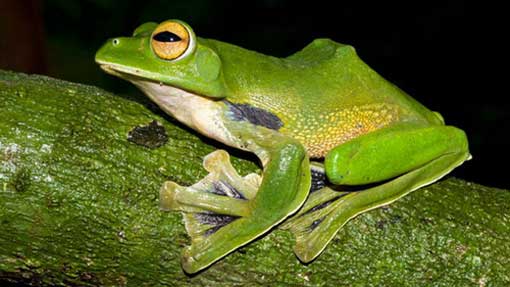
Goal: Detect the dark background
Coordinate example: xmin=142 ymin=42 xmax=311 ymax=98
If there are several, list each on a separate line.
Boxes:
xmin=0 ymin=0 xmax=507 ymax=189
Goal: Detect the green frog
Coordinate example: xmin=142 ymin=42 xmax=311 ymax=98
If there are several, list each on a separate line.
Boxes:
xmin=95 ymin=19 xmax=470 ymax=273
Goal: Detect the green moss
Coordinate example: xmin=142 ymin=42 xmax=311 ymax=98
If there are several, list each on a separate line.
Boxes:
xmin=0 ymin=70 xmax=509 ymax=286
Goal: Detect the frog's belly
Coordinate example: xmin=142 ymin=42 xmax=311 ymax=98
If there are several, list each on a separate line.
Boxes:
xmin=281 ymin=103 xmax=401 ymax=158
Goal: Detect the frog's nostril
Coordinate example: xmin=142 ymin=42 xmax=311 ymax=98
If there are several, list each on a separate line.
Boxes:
xmin=112 ymin=38 xmax=120 ymax=46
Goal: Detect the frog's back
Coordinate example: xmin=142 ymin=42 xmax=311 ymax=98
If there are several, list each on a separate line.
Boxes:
xmin=214 ymin=38 xmax=442 ymax=158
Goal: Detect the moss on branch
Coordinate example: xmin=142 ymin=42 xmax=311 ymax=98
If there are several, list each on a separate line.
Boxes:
xmin=0 ymin=70 xmax=509 ymax=286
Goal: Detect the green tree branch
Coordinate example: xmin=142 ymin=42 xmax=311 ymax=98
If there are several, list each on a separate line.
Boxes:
xmin=0 ymin=70 xmax=508 ymax=286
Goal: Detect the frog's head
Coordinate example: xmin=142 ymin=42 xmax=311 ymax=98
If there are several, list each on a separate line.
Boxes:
xmin=95 ymin=20 xmax=226 ymax=98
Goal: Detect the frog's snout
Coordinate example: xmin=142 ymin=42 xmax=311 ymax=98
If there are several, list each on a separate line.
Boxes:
xmin=95 ymin=36 xmax=140 ymax=65
xmin=102 ymin=37 xmax=130 ymax=50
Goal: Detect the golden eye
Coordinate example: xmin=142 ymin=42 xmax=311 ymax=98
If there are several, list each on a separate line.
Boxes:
xmin=151 ymin=21 xmax=192 ymax=60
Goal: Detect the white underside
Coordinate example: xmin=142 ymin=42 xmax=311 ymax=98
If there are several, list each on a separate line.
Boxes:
xmin=130 ymin=79 xmax=240 ymax=148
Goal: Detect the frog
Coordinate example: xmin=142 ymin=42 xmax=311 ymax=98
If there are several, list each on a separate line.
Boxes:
xmin=95 ymin=19 xmax=470 ymax=274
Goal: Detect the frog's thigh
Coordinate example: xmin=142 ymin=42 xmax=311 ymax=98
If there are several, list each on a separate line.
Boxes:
xmin=285 ymin=125 xmax=469 ymax=262
xmin=161 ymin=139 xmax=311 ymax=273
xmin=325 ymin=124 xmax=469 ymax=185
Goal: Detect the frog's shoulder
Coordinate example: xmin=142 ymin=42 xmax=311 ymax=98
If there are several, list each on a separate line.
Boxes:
xmin=285 ymin=38 xmax=357 ymax=66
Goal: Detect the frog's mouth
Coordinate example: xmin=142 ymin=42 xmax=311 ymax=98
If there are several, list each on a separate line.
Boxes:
xmin=98 ymin=62 xmax=229 ymax=142
xmin=98 ymin=63 xmax=163 ymax=84
xmin=98 ymin=62 xmax=203 ymax=107
xmin=98 ymin=64 xmax=123 ymax=77
xmin=98 ymin=63 xmax=200 ymax=99
xmin=98 ymin=62 xmax=216 ymax=100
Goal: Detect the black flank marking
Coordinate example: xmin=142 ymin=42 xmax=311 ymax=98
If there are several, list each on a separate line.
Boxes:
xmin=309 ymin=217 xmax=325 ymax=231
xmin=153 ymin=31 xmax=181 ymax=42
xmin=310 ymin=168 xmax=327 ymax=193
xmin=225 ymin=100 xmax=283 ymax=130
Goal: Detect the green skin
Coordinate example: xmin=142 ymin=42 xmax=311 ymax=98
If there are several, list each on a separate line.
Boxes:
xmin=95 ymin=20 xmax=470 ymax=273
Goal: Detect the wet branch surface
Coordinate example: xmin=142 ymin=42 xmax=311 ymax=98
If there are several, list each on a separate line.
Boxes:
xmin=0 ymin=70 xmax=509 ymax=286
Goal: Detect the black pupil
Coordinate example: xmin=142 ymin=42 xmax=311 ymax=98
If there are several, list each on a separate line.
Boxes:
xmin=153 ymin=31 xmax=182 ymax=42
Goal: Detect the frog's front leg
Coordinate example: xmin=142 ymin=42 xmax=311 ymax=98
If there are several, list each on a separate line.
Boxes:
xmin=161 ymin=136 xmax=310 ymax=273
xmin=284 ymin=124 xmax=470 ymax=262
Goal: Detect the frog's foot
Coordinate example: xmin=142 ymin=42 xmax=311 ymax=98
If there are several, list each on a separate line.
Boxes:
xmin=161 ymin=150 xmax=267 ymax=273
xmin=160 ymin=149 xmax=261 ymax=240
xmin=280 ymin=165 xmax=350 ymax=262
xmin=161 ymin=139 xmax=310 ymax=273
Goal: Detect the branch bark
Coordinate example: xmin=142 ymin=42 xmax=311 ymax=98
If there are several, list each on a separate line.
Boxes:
xmin=0 ymin=70 xmax=509 ymax=286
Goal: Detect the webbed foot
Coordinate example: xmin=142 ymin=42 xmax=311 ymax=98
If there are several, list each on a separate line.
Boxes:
xmin=281 ymin=164 xmax=350 ymax=262
xmin=161 ymin=144 xmax=310 ymax=273
xmin=160 ymin=150 xmax=260 ymax=239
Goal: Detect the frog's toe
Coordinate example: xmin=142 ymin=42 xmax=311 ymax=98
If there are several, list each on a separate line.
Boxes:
xmin=281 ymin=186 xmax=351 ymax=263
xmin=159 ymin=150 xmax=262 ymax=262
xmin=160 ymin=150 xmax=260 ymax=212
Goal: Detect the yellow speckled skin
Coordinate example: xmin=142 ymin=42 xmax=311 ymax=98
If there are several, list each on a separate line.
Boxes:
xmin=284 ymin=103 xmax=401 ymax=157
xmin=206 ymin=38 xmax=443 ymax=158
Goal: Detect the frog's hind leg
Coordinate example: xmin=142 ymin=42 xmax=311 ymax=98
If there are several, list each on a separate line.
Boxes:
xmin=283 ymin=125 xmax=470 ymax=262
xmin=161 ymin=142 xmax=310 ymax=273
xmin=280 ymin=164 xmax=351 ymax=262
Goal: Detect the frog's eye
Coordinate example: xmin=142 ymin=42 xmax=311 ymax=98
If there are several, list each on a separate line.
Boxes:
xmin=151 ymin=20 xmax=195 ymax=61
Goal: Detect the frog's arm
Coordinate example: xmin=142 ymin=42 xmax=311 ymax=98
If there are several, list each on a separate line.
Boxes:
xmin=283 ymin=124 xmax=469 ymax=262
xmin=160 ymin=131 xmax=310 ymax=273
